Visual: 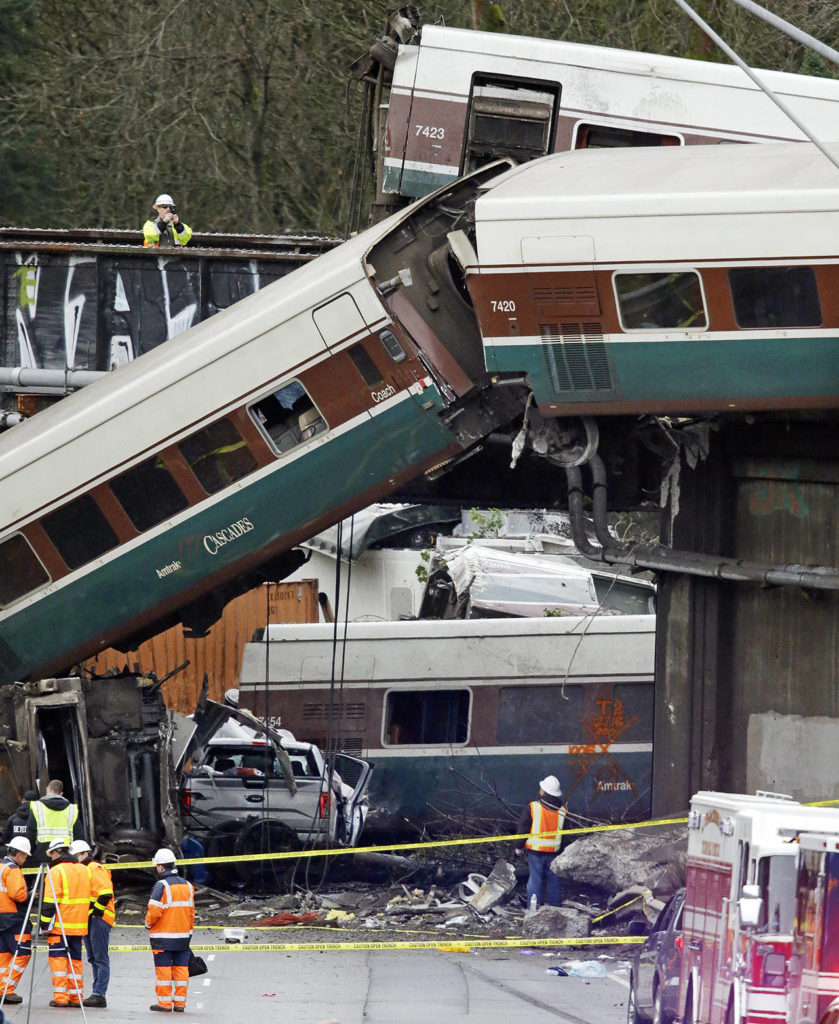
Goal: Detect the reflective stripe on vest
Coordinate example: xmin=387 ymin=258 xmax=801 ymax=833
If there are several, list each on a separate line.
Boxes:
xmin=148 ymin=877 xmax=194 ymax=939
xmin=0 ymin=859 xmax=26 ymax=914
xmin=31 ymin=801 xmax=78 ymax=845
xmin=524 ymin=801 xmax=566 ymax=853
xmin=88 ymin=861 xmax=115 ymax=927
xmin=49 ymin=863 xmax=90 ymax=935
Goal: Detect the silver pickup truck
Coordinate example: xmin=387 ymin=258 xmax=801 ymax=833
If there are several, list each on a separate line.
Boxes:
xmin=178 ymin=696 xmax=372 ymax=886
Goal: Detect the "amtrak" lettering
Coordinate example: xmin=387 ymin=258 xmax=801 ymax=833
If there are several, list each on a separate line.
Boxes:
xmin=156 ymin=560 xmax=183 ymax=579
xmin=203 ymin=516 xmax=254 ymax=556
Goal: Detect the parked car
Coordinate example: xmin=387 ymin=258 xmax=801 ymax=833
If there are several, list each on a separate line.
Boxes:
xmin=627 ymin=888 xmax=685 ymax=1024
xmin=178 ymin=695 xmax=372 ymax=887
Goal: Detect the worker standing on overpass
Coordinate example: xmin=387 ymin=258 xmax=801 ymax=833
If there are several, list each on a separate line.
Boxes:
xmin=143 ymin=194 xmax=193 ymax=248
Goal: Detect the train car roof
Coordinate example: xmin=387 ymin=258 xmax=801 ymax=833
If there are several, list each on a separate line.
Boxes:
xmin=475 ymin=141 xmax=839 ymax=235
xmin=0 ymin=225 xmax=379 ymax=491
xmin=417 ymin=24 xmax=839 ymax=102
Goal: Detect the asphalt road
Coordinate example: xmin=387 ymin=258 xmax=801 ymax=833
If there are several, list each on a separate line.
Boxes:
xmin=1 ymin=927 xmax=632 ymax=1024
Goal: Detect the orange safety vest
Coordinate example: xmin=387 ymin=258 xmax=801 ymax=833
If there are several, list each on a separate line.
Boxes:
xmin=0 ymin=858 xmax=27 ymax=915
xmin=146 ymin=873 xmax=195 ymax=946
xmin=87 ymin=861 xmax=115 ymax=927
xmin=524 ymin=801 xmax=567 ymax=853
xmin=46 ymin=862 xmax=91 ymax=936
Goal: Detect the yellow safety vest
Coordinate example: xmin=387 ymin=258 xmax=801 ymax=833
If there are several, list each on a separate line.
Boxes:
xmin=31 ymin=801 xmax=78 ymax=846
xmin=525 ymin=801 xmax=566 ymax=853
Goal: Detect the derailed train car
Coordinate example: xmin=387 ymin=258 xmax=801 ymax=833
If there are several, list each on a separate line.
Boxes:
xmin=0 ymin=163 xmax=526 ymax=688
xmin=0 ymin=675 xmax=182 ymax=856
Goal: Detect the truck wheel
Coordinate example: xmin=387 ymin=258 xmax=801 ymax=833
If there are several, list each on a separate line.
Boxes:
xmin=233 ymin=819 xmax=302 ymax=891
xmin=653 ymin=983 xmax=670 ymax=1024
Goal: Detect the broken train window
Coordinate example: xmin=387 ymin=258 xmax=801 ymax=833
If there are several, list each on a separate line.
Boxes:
xmin=383 ymin=688 xmax=470 ymax=745
xmin=248 ymin=380 xmax=327 ymax=454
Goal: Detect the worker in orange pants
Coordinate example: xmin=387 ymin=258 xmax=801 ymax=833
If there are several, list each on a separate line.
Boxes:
xmin=145 ymin=849 xmax=194 ymax=1013
xmin=0 ymin=837 xmax=32 ymax=1004
xmin=39 ymin=838 xmax=90 ymax=1007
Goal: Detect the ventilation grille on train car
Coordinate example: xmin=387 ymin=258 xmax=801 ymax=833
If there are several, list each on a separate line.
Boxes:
xmin=309 ymin=737 xmax=364 ymax=758
xmin=302 ymin=702 xmax=367 ymax=722
xmin=532 ymin=285 xmax=598 ymax=307
xmin=540 ymin=322 xmax=614 ymax=395
xmin=0 ymin=635 xmax=23 ymax=678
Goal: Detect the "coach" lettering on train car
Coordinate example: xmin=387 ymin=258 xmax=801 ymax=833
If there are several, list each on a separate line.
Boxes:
xmin=371 ymin=384 xmax=396 ymax=403
xmin=203 ymin=517 xmax=254 ymax=556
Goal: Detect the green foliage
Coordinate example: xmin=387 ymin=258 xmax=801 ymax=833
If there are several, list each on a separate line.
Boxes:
xmin=0 ymin=0 xmax=836 ymax=233
xmin=468 ymin=507 xmax=503 ymax=539
xmin=415 ymin=548 xmax=432 ymax=583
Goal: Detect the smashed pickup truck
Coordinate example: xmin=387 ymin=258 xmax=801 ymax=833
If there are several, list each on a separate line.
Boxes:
xmin=0 ymin=674 xmax=373 ymax=887
xmin=178 ymin=693 xmax=374 ymax=887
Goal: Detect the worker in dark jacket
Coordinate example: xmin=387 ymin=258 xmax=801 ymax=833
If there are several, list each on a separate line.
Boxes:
xmin=0 ymin=837 xmax=32 ymax=1004
xmin=142 ymin=194 xmax=192 ymax=248
xmin=26 ymin=780 xmax=85 ymax=864
xmin=513 ymin=775 xmax=567 ymax=908
xmin=1 ymin=791 xmax=38 ymax=846
xmin=145 ymin=849 xmax=195 ymax=1013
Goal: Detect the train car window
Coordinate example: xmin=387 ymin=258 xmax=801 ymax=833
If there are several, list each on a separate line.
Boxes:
xmin=109 ymin=457 xmax=189 ymax=532
xmin=179 ymin=419 xmax=258 ymax=494
xmin=575 ymin=124 xmax=680 ymax=148
xmin=383 ymin=689 xmax=470 ymax=745
xmin=614 ymin=271 xmax=707 ymax=330
xmin=42 ymin=495 xmax=119 ymax=571
xmin=463 ymin=74 xmax=559 ymax=174
xmin=728 ymin=266 xmax=822 ymax=328
xmin=592 ymin=575 xmax=656 ymax=614
xmin=379 ymin=329 xmax=406 ymax=363
xmin=0 ymin=534 xmax=50 ymax=608
xmin=348 ymin=344 xmax=385 ymax=387
xmin=497 ymin=685 xmax=584 ymax=744
xmin=249 ymin=380 xmax=327 ymax=455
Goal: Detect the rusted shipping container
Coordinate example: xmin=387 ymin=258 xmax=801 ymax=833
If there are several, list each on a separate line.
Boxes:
xmin=81 ymin=580 xmax=319 ymax=712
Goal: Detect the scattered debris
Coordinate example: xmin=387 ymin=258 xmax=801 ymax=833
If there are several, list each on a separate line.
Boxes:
xmin=465 ymin=858 xmax=517 ymax=913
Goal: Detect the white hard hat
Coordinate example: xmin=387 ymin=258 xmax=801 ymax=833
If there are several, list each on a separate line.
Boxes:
xmin=154 ymin=193 xmax=175 ymax=206
xmin=152 ymin=848 xmax=177 ymax=866
xmin=539 ymin=775 xmax=563 ymax=798
xmin=47 ymin=837 xmax=70 ymax=853
xmin=69 ymin=840 xmax=91 ymax=856
xmin=7 ymin=837 xmax=31 ymax=856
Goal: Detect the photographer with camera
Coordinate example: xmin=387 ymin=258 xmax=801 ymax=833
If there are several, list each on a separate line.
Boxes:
xmin=143 ymin=193 xmax=193 ymax=248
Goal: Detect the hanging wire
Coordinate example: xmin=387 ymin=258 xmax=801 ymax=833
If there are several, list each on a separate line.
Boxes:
xmin=725 ymin=0 xmax=839 ymax=69
xmin=673 ymin=0 xmax=839 ymax=175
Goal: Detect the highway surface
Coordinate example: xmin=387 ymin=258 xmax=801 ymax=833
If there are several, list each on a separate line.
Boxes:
xmin=2 ymin=926 xmax=633 ymax=1023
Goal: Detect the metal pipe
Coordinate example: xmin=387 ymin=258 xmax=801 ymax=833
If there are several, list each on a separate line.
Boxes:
xmin=725 ymin=0 xmax=839 ymax=70
xmin=0 ymin=412 xmax=24 ymax=430
xmin=0 ymin=367 xmax=106 ymax=390
xmin=566 ymin=462 xmax=839 ymax=591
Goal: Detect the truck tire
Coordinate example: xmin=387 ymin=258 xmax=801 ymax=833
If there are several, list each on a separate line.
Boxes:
xmin=233 ymin=819 xmax=302 ymax=891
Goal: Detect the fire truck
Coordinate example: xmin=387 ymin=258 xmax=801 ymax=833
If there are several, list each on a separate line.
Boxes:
xmin=788 ymin=831 xmax=839 ymax=1024
xmin=676 ymin=791 xmax=839 ymax=1024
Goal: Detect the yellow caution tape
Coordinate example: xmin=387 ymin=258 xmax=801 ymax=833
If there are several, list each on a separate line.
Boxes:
xmin=591 ymin=890 xmax=652 ymax=924
xmin=23 ymin=816 xmax=688 ymax=873
xmin=107 ymin=935 xmax=644 ymax=953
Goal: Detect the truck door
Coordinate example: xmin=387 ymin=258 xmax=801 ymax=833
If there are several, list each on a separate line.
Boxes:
xmin=330 ymin=752 xmax=374 ymax=846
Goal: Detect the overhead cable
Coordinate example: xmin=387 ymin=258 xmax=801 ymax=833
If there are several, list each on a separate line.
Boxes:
xmin=726 ymin=0 xmax=839 ymax=69
xmin=673 ymin=0 xmax=839 ymax=176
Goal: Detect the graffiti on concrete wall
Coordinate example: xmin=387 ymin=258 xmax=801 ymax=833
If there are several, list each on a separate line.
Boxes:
xmin=2 ymin=250 xmax=295 ymax=374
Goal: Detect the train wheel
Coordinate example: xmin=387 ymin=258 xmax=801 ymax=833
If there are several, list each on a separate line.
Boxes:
xmin=542 ymin=415 xmax=599 ymax=467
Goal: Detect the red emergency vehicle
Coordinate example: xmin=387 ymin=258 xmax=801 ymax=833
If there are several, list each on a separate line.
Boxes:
xmin=676 ymin=792 xmax=839 ymax=1024
xmin=788 ymin=831 xmax=839 ymax=1024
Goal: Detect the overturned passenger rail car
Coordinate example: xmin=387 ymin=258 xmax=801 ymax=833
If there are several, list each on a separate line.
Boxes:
xmin=0 ymin=163 xmax=525 ymax=687
xmin=239 ymin=614 xmax=656 ymax=835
